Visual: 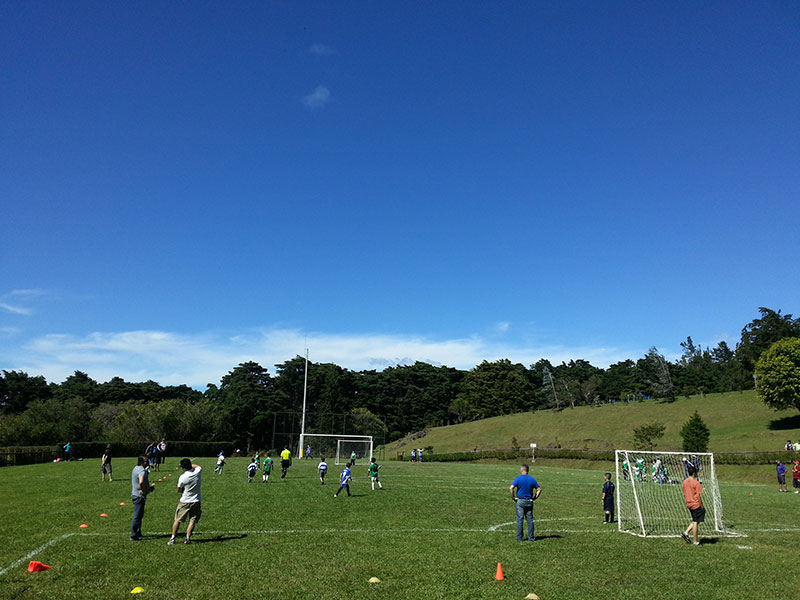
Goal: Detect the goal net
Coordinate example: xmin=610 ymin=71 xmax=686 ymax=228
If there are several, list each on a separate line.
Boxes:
xmin=336 ymin=437 xmax=373 ymax=466
xmin=615 ymin=450 xmax=733 ymax=537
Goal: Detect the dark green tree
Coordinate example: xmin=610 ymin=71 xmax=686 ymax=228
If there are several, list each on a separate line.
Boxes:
xmin=632 ymin=422 xmax=666 ymax=450
xmin=0 ymin=370 xmax=52 ymax=414
xmin=680 ymin=411 xmax=710 ymax=452
xmin=755 ymin=337 xmax=800 ymax=412
xmin=737 ymin=307 xmax=800 ymax=375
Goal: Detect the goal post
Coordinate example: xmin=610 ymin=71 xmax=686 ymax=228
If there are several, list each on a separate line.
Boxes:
xmin=615 ymin=450 xmax=734 ymax=538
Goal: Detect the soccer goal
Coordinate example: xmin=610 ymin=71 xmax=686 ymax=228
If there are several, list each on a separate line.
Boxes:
xmin=615 ymin=450 xmax=734 ymax=538
xmin=336 ymin=437 xmax=373 ymax=465
xmin=298 ymin=434 xmax=373 ymax=465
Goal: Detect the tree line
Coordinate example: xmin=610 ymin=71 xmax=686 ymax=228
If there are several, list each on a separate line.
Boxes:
xmin=1 ymin=307 xmax=798 ymax=451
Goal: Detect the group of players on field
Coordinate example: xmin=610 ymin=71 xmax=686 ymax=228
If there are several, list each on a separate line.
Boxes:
xmin=212 ymin=446 xmax=383 ymax=496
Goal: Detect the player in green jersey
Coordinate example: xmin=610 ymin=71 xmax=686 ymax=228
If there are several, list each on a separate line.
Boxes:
xmin=367 ymin=457 xmax=383 ymax=490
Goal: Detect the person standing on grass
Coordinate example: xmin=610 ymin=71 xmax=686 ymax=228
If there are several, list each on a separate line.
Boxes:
xmin=786 ymin=440 xmax=794 ymax=452
xmin=280 ymin=446 xmax=292 ymax=479
xmin=101 ymin=444 xmax=113 ymax=482
xmin=318 ymin=457 xmax=328 ymax=485
xmin=350 ymin=450 xmax=357 ymax=466
xmin=168 ymin=459 xmax=202 ymax=545
xmin=681 ymin=465 xmax=704 ymax=546
xmin=130 ymin=455 xmax=154 ymax=541
xmin=63 ymin=442 xmax=71 ymax=461
xmin=792 ymin=461 xmax=800 ymax=494
xmin=367 ymin=457 xmax=383 ymax=490
xmin=263 ymin=453 xmax=273 ymax=482
xmin=410 ymin=449 xmax=416 ymax=462
xmin=158 ymin=438 xmax=167 ymax=469
xmin=214 ymin=451 xmax=225 ymax=474
xmin=334 ymin=462 xmax=352 ymax=498
xmin=509 ymin=464 xmax=541 ymax=542
xmin=777 ymin=460 xmax=788 ymax=492
xmin=602 ymin=472 xmax=615 ymax=524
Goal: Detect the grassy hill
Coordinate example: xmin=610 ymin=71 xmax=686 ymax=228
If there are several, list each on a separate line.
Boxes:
xmin=389 ymin=389 xmax=800 ymax=456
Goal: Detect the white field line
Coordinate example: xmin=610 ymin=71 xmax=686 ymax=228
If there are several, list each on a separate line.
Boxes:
xmin=0 ymin=533 xmax=100 ymax=577
xmin=5 ymin=523 xmax=798 ymax=575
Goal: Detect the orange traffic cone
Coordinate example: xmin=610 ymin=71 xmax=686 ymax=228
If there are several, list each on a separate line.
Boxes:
xmin=27 ymin=561 xmax=52 ymax=572
xmin=495 ymin=562 xmax=505 ymax=580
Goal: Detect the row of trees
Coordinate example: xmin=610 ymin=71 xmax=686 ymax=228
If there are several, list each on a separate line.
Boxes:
xmin=1 ymin=307 xmax=798 ymax=450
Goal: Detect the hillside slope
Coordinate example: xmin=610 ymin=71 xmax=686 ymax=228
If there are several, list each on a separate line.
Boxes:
xmin=389 ymin=390 xmax=799 ymax=455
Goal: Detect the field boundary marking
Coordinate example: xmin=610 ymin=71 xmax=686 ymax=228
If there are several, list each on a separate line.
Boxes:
xmin=0 ymin=533 xmax=98 ymax=577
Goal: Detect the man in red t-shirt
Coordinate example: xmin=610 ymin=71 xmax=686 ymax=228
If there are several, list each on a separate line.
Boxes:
xmin=792 ymin=461 xmax=800 ymax=494
xmin=681 ymin=465 xmax=704 ymax=546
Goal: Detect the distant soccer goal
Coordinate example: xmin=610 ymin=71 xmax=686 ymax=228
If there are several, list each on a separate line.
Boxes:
xmin=336 ymin=437 xmax=373 ymax=466
xmin=615 ymin=450 xmax=735 ymax=538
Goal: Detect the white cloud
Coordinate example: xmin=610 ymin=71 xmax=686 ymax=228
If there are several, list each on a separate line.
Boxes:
xmin=301 ymin=86 xmax=331 ymax=109
xmin=3 ymin=327 xmax=640 ymax=389
xmin=0 ymin=302 xmax=32 ymax=316
xmin=309 ymin=43 xmax=333 ymax=56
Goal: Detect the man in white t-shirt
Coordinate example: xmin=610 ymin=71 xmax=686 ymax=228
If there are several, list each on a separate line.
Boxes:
xmin=168 ymin=459 xmax=202 ymax=545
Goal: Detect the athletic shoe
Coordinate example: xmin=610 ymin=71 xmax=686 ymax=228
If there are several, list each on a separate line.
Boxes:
xmin=693 ymin=542 xmax=700 ymax=546
xmin=681 ymin=532 xmax=691 ymax=544
xmin=167 ymin=538 xmax=175 ymax=546
xmin=184 ymin=538 xmax=191 ymax=544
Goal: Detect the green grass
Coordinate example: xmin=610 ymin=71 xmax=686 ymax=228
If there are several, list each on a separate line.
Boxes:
xmin=390 ymin=389 xmax=799 ymax=456
xmin=1 ymin=456 xmax=799 ymax=599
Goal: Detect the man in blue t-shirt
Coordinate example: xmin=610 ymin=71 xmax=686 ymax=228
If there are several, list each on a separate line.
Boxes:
xmin=509 ymin=464 xmax=541 ymax=542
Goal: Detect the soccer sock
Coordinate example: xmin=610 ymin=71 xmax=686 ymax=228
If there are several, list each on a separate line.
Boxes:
xmin=610 ymin=510 xmax=614 ymax=522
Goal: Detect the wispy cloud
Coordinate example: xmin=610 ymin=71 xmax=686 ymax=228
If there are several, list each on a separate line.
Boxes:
xmin=3 ymin=327 xmax=639 ymax=388
xmin=309 ymin=43 xmax=334 ymax=56
xmin=0 ymin=302 xmax=32 ymax=316
xmin=301 ymin=85 xmax=331 ymax=109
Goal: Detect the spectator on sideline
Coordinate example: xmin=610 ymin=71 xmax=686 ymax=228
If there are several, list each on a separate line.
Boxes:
xmin=786 ymin=440 xmax=794 ymax=452
xmin=130 ymin=455 xmax=154 ymax=541
xmin=101 ymin=444 xmax=113 ymax=482
xmin=158 ymin=438 xmax=167 ymax=469
xmin=63 ymin=442 xmax=72 ymax=461
xmin=509 ymin=464 xmax=541 ymax=542
xmin=793 ymin=461 xmax=800 ymax=494
xmin=795 ymin=441 xmax=800 ymax=452
xmin=681 ymin=465 xmax=704 ymax=546
xmin=168 ymin=459 xmax=202 ymax=545
xmin=777 ymin=460 xmax=788 ymax=492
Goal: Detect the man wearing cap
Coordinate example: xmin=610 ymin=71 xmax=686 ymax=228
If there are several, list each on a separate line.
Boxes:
xmin=777 ymin=460 xmax=788 ymax=492
xmin=509 ymin=464 xmax=541 ymax=542
xmin=168 ymin=459 xmax=202 ymax=545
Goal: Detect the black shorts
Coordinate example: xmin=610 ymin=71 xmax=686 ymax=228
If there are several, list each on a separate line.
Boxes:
xmin=793 ymin=478 xmax=800 ymax=489
xmin=603 ymin=497 xmax=614 ymax=512
xmin=778 ymin=475 xmax=786 ymax=485
xmin=689 ymin=506 xmax=706 ymax=523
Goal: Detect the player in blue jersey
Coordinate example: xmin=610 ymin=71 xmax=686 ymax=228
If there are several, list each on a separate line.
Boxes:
xmin=334 ymin=462 xmax=352 ymax=497
xmin=602 ymin=472 xmax=615 ymax=523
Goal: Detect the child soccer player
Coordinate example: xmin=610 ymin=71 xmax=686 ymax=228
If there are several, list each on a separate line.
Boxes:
xmin=262 ymin=453 xmax=273 ymax=482
xmin=247 ymin=458 xmax=257 ymax=483
xmin=214 ymin=451 xmax=225 ymax=475
xmin=681 ymin=465 xmax=704 ymax=546
xmin=254 ymin=452 xmax=261 ymax=470
xmin=318 ymin=457 xmax=328 ymax=485
xmin=368 ymin=457 xmax=383 ymax=490
xmin=602 ymin=472 xmax=615 ymax=523
xmin=334 ymin=462 xmax=352 ymax=497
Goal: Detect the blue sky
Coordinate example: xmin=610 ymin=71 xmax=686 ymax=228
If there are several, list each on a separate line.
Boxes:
xmin=2 ymin=2 xmax=799 ymax=387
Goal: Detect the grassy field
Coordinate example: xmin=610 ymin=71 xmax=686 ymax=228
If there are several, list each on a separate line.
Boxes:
xmin=1 ymin=456 xmax=799 ymax=599
xmin=390 ymin=389 xmax=800 ymax=456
